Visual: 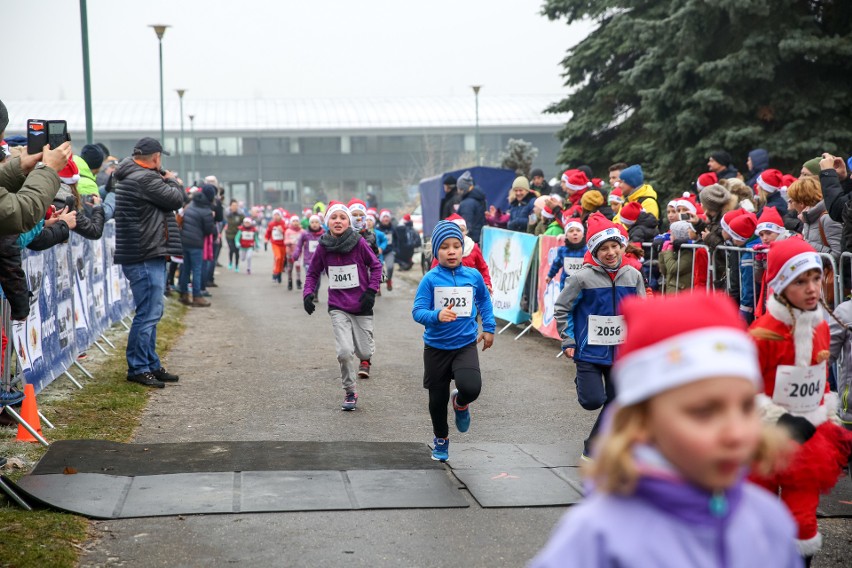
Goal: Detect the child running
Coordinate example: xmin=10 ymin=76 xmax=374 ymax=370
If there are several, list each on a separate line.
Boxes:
xmin=293 ymin=214 xmax=325 ymax=294
xmin=429 ymin=214 xmax=492 ymax=293
xmin=413 ymin=221 xmax=495 ymax=462
xmin=285 ymin=215 xmax=304 ymax=290
xmin=554 ymin=213 xmax=646 ymax=460
xmin=747 ymin=237 xmax=852 ymax=566
xmin=532 ymin=293 xmax=802 ymax=568
xmin=235 ymin=217 xmax=258 ymax=274
xmin=265 ymin=209 xmax=287 ymax=284
xmin=303 ymin=201 xmax=382 ymax=410
xmin=545 ymin=220 xmax=586 ymax=291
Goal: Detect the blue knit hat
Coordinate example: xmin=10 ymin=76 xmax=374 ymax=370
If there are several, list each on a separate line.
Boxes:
xmin=619 ymin=164 xmax=644 ymax=189
xmin=431 ymin=220 xmax=464 ymax=259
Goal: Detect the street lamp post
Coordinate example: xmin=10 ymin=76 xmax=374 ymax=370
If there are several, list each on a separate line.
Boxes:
xmin=149 ymin=24 xmax=170 ymax=144
xmin=176 ymin=89 xmax=186 ymax=178
xmin=188 ymin=114 xmax=196 ymax=181
xmin=471 ymin=85 xmax=481 ymax=166
xmin=79 ymin=0 xmax=93 ymax=144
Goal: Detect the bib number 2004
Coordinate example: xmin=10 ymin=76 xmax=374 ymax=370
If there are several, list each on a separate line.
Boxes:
xmin=773 ymin=363 xmax=825 ymax=414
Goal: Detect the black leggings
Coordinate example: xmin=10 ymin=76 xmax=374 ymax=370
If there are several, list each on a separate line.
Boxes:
xmin=227 ymin=237 xmax=239 ymax=267
xmin=428 ymin=368 xmax=481 ymax=439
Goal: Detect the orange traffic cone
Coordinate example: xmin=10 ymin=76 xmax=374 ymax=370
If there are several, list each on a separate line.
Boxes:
xmin=16 ymin=384 xmax=43 ymax=443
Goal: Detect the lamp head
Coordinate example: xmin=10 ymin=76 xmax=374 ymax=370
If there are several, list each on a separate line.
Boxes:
xmin=150 ymin=24 xmax=170 ymax=40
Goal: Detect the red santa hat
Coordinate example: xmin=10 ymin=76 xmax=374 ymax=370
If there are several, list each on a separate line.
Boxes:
xmin=560 ymin=168 xmax=577 ymax=185
xmin=403 ymin=213 xmax=412 ymax=222
xmin=367 ymin=207 xmax=378 ymax=217
xmin=309 ymin=214 xmax=322 ymax=224
xmin=290 ymin=215 xmax=300 ymax=224
xmin=563 ymin=170 xmax=591 ymax=192
xmin=608 ymin=187 xmax=623 ymax=204
xmin=586 ymin=212 xmax=626 ymax=255
xmin=367 ymin=210 xmax=377 ymax=222
xmin=445 ymin=213 xmax=467 ymax=233
xmin=696 ymin=172 xmax=718 ymax=192
xmin=782 ymin=174 xmax=798 ymax=189
xmin=542 ymin=205 xmax=556 ymax=220
xmin=613 ymin=293 xmax=761 ymax=406
xmin=58 ymin=157 xmax=80 ymax=184
xmin=379 ymin=209 xmax=392 ymax=220
xmin=619 ymin=202 xmax=643 ymax=226
xmin=326 ymin=200 xmax=353 ymax=224
xmin=272 ymin=209 xmax=283 ymax=218
xmin=720 ymin=209 xmax=745 ymax=239
xmin=756 ymin=169 xmax=785 ymax=194
xmin=564 ymin=220 xmax=584 ymax=234
xmin=727 ymin=211 xmax=758 ymax=243
xmin=766 ymin=237 xmax=822 ymax=295
xmin=755 ymin=206 xmax=784 ymax=236
xmin=347 ymin=198 xmax=368 ymax=214
xmin=302 ymin=208 xmax=312 ymax=216
xmin=591 ymin=177 xmax=604 ymax=189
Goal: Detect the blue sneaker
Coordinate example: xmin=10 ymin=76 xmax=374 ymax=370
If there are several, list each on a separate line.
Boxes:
xmin=451 ymin=389 xmax=470 ymax=433
xmin=342 ymin=391 xmax=358 ymax=411
xmin=0 ymin=390 xmax=25 ymax=406
xmin=432 ymin=437 xmax=449 ymax=462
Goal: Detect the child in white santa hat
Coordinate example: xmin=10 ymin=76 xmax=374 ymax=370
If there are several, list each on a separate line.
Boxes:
xmin=747 ymin=236 xmax=852 ymax=566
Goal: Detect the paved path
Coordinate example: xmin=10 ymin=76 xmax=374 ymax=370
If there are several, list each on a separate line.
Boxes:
xmin=78 ymin=247 xmax=849 ymax=567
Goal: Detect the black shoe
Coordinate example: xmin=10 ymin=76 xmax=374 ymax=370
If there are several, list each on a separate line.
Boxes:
xmin=207 ymin=282 xmax=219 ymax=288
xmin=127 ymin=372 xmax=165 ymax=388
xmin=152 ymin=367 xmax=179 ymax=382
xmin=296 ymin=279 xmax=302 ymax=290
xmin=288 ymin=279 xmax=293 ymax=291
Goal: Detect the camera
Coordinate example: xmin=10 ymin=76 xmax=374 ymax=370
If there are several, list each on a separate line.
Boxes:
xmin=27 ymin=119 xmax=69 ymax=155
xmin=680 ymin=213 xmax=691 ymax=221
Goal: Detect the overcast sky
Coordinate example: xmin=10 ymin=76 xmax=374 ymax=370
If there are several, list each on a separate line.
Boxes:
xmin=5 ymin=0 xmax=592 ymax=102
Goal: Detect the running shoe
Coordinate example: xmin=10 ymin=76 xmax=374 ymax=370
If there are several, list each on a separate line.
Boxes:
xmin=451 ymin=389 xmax=470 ymax=433
xmin=126 ymin=372 xmax=165 ymax=389
xmin=431 ymin=437 xmax=449 ymax=462
xmin=342 ymin=392 xmax=358 ymax=411
xmin=152 ymin=367 xmax=179 ymax=382
xmin=358 ymin=360 xmax=371 ymax=379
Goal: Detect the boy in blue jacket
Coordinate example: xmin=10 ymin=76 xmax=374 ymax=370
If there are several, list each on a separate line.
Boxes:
xmin=554 ymin=213 xmax=645 ymax=461
xmin=545 ymin=220 xmax=587 ymax=290
xmin=412 ymin=221 xmax=495 ymax=462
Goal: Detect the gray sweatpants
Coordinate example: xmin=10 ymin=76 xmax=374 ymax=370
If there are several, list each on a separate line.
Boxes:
xmin=329 ymin=310 xmax=375 ymax=392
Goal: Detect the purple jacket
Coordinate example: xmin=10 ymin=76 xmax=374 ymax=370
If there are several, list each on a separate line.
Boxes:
xmin=531 ymin=467 xmax=801 ymax=568
xmin=304 ymin=237 xmax=382 ymax=314
xmin=293 ymin=229 xmax=323 ymax=266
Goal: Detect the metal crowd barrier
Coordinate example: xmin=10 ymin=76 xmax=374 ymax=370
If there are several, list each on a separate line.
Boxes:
xmin=676 ymin=243 xmax=712 ymax=292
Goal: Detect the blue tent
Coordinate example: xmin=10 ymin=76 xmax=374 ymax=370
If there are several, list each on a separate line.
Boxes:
xmin=419 ymin=166 xmax=517 ymax=239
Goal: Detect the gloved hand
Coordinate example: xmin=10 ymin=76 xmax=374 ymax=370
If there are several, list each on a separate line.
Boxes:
xmin=303 ymin=294 xmax=316 ymax=315
xmin=359 ymin=289 xmax=377 ymax=313
xmin=777 ymin=413 xmax=816 ymax=444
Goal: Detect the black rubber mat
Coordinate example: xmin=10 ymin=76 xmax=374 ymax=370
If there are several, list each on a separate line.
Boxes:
xmin=818 ymin=473 xmax=852 ymax=518
xmin=31 ymin=440 xmax=440 ymax=476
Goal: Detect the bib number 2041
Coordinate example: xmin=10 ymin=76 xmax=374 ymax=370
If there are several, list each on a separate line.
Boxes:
xmin=333 ymin=273 xmax=352 ymax=284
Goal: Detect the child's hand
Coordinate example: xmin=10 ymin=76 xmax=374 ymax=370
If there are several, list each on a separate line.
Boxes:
xmin=545 ymin=276 xmax=552 ymax=284
xmin=563 ymin=346 xmax=575 ymax=358
xmin=438 ymin=307 xmax=457 ymax=322
xmin=478 ymin=332 xmax=494 ymax=351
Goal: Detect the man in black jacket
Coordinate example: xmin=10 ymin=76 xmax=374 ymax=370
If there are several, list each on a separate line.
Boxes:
xmin=439 ymin=175 xmax=460 ymax=220
xmin=456 ymin=171 xmax=486 ymax=243
xmin=114 ymin=137 xmax=185 ymax=388
xmin=178 ymin=185 xmax=215 ymax=307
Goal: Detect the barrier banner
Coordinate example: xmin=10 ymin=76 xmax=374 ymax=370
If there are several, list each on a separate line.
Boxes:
xmin=480 ymin=227 xmax=538 ymax=324
xmin=70 ymin=234 xmax=93 ymax=353
xmin=87 ymin=235 xmax=108 ymax=337
xmin=531 ymin=235 xmax=564 ymax=340
xmin=102 ymin=221 xmax=133 ymax=321
xmin=12 ymin=250 xmax=48 ymax=389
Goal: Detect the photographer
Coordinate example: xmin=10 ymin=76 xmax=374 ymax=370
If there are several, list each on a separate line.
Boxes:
xmin=0 ymin=99 xmax=71 ymax=235
xmin=114 ymin=137 xmax=184 ymax=388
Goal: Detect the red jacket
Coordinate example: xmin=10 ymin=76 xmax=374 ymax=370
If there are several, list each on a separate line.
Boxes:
xmin=265 ymin=219 xmax=287 ymax=245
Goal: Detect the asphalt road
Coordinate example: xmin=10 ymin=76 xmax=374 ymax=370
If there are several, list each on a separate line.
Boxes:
xmin=77 ymin=247 xmax=849 ymax=567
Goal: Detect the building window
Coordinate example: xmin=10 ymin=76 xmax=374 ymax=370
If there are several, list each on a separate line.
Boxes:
xmin=300 ymin=137 xmax=341 ymax=154
xmin=263 ymin=181 xmax=298 ymax=205
xmin=218 ymin=137 xmax=242 ymax=156
xmin=289 ymin=138 xmax=300 ymax=154
xmin=341 ymin=136 xmax=351 ymax=154
xmin=464 ymin=134 xmax=476 ymax=152
xmin=198 ymin=138 xmax=217 ymax=156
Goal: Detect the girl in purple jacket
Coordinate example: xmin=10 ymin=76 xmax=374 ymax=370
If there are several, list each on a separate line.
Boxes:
xmin=293 ymin=214 xmax=325 ymax=292
xmin=532 ymin=293 xmax=802 ymax=568
xmin=303 ymin=202 xmax=382 ymax=411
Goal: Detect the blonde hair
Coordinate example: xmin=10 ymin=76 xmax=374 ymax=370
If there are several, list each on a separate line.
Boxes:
xmin=587 ymin=400 xmax=793 ymax=495
xmin=786 ymin=177 xmax=822 ymax=207
xmin=720 ymin=178 xmax=758 ymax=211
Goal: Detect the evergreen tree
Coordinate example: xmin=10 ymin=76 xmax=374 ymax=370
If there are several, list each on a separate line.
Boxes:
xmin=542 ymin=0 xmax=852 ymax=195
xmin=500 ymin=138 xmax=539 ymax=177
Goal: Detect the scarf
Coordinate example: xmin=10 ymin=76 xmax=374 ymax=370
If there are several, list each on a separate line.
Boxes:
xmin=319 ymin=228 xmax=361 ymax=254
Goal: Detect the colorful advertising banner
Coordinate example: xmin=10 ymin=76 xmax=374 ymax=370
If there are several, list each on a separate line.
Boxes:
xmin=480 ymin=227 xmax=538 ymax=325
xmin=531 ymin=235 xmax=565 ymax=340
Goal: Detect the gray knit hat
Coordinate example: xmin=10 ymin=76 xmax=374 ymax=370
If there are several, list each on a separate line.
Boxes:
xmin=699 ymin=183 xmax=731 ymax=213
xmin=670 ymin=220 xmax=692 ymax=242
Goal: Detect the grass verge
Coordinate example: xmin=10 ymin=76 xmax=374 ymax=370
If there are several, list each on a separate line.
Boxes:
xmin=0 ymin=297 xmax=187 ymax=568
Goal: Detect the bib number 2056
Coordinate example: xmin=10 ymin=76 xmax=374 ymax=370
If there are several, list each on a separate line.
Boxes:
xmin=587 ymin=315 xmax=626 ymax=346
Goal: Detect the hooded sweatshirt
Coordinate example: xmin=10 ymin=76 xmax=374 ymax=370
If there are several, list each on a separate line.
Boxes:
xmin=293 ymin=227 xmax=324 ymax=266
xmin=413 ymin=263 xmax=495 ymax=350
xmin=547 ymin=240 xmax=588 ymax=290
xmin=429 ymin=235 xmax=492 ymax=289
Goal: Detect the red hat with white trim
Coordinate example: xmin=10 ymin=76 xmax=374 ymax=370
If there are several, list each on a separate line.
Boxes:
xmin=563 ymin=170 xmax=591 ymax=192
xmin=727 ymin=211 xmax=757 ymax=242
xmin=766 ymin=237 xmax=822 ymax=295
xmin=58 ymin=157 xmax=80 ymax=184
xmin=564 ymin=220 xmax=584 ymax=234
xmin=608 ymin=187 xmax=623 ymax=204
xmin=619 ymin=202 xmax=643 ymax=226
xmin=347 ymin=198 xmax=367 ymax=214
xmin=379 ymin=209 xmax=392 ymax=220
xmin=542 ymin=205 xmax=556 ymax=219
xmin=613 ymin=293 xmax=761 ymax=406
xmin=756 ymin=169 xmax=785 ymax=194
xmin=586 ymin=212 xmax=626 ymax=254
xmin=326 ymin=200 xmax=353 ymax=224
xmin=755 ymin=206 xmax=784 ymax=236
xmin=446 ymin=213 xmax=467 ymax=231
xmin=720 ymin=209 xmax=745 ymax=239
xmin=696 ymin=172 xmax=718 ymax=192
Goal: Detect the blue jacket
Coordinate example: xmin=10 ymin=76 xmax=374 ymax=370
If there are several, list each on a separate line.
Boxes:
xmin=374 ymin=229 xmax=388 ymax=264
xmin=554 ymin=263 xmax=645 ymax=365
xmin=739 ymin=236 xmax=761 ymax=322
xmin=457 ymin=187 xmax=487 ymax=243
xmin=507 ymin=193 xmax=535 ymax=232
xmin=412 ymin=263 xmax=496 ymax=350
xmin=547 ymin=243 xmax=587 ymax=290
xmin=763 ymin=190 xmax=788 ymax=216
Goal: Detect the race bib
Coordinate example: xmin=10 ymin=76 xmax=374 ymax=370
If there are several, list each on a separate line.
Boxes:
xmin=588 ymin=315 xmax=626 ymax=346
xmin=434 ymin=286 xmax=473 ymax=317
xmin=563 ymin=258 xmax=584 ymax=278
xmin=328 ymin=264 xmax=360 ymax=289
xmin=272 ymin=227 xmax=284 ymax=240
xmin=773 ymin=364 xmax=826 ymax=414
xmin=308 ymin=241 xmax=318 ymax=253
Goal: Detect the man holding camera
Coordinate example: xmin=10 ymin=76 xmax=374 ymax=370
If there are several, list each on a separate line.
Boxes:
xmin=114 ymin=137 xmax=184 ymax=388
xmin=0 ymin=99 xmax=71 ymax=235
